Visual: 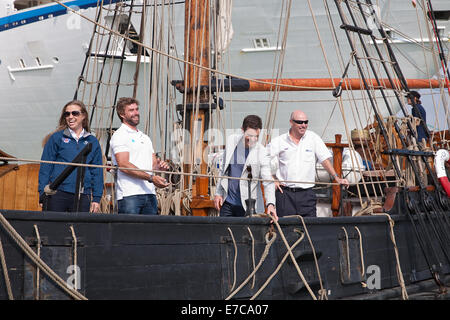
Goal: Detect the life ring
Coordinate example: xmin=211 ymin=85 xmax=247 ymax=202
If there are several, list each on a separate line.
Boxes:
xmin=435 ymin=149 xmax=450 ymax=198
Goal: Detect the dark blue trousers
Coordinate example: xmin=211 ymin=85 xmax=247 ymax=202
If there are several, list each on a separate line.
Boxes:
xmin=45 ymin=190 xmax=91 ymax=213
xmin=219 ymin=201 xmax=246 ymax=217
xmin=275 ymin=187 xmax=317 ymax=217
xmin=118 ymin=194 xmax=158 ymax=215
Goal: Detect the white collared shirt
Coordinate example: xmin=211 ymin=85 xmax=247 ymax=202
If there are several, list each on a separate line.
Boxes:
xmin=267 ymin=130 xmax=331 ymax=188
xmin=110 ymin=123 xmax=155 ymax=200
xmin=69 ymin=128 xmax=85 ymax=142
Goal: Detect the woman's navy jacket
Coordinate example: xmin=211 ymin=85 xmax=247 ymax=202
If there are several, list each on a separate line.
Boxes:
xmin=38 ymin=129 xmax=104 ymax=203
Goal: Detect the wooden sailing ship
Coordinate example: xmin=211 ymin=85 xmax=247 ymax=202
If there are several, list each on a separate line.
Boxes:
xmin=0 ymin=0 xmax=449 ymax=300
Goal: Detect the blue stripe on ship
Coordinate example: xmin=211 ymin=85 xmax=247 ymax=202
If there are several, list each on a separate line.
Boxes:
xmin=0 ymin=0 xmax=120 ymax=32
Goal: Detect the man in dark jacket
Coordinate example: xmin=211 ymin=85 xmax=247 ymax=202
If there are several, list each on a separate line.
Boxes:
xmin=406 ymin=91 xmax=428 ymax=145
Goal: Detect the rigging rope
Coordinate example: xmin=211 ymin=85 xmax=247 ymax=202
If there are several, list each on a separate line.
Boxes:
xmin=0 ymin=156 xmax=401 ymax=188
xmin=0 ymin=212 xmax=87 ymax=300
xmin=0 ymin=237 xmax=13 ymax=300
xmin=225 ymin=230 xmax=277 ymax=300
xmin=33 ymin=225 xmax=41 ymax=300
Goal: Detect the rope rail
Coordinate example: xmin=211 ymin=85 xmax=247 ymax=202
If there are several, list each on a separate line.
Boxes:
xmin=0 ymin=156 xmax=401 ymax=187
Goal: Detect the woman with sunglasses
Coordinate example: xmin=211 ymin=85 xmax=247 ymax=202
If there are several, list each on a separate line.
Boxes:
xmin=38 ymin=100 xmax=103 ymax=213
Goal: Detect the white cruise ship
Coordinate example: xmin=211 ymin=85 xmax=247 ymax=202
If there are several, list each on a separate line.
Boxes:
xmin=0 ymin=0 xmax=449 ymax=161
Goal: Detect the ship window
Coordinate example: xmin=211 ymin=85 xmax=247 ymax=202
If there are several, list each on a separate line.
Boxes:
xmin=432 ymin=10 xmax=450 ymax=20
xmin=253 ymin=38 xmax=270 ymax=49
xmin=35 ymin=57 xmax=42 ymax=66
xmin=437 ymin=26 xmax=446 ymax=38
xmin=19 ymin=58 xmax=26 ymax=68
xmin=14 ymin=0 xmax=52 ymax=11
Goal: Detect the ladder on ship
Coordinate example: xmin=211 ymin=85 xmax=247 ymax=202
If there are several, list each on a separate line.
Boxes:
xmin=332 ymin=0 xmax=450 ymax=293
xmin=73 ymin=0 xmax=146 ymax=158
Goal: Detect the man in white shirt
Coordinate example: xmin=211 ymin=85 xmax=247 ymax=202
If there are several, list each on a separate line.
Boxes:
xmin=267 ymin=110 xmax=349 ymax=217
xmin=110 ymin=97 xmax=169 ymax=215
xmin=214 ymin=115 xmax=277 ymax=220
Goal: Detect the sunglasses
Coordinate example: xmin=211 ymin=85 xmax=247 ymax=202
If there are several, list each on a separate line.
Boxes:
xmin=64 ymin=111 xmax=81 ymax=117
xmin=292 ymin=119 xmax=308 ymax=125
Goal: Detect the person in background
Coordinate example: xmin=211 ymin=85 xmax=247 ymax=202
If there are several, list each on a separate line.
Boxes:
xmin=351 ymin=129 xmax=373 ymax=171
xmin=406 ymin=90 xmax=428 ymax=146
xmin=214 ymin=115 xmax=277 ymax=220
xmin=267 ymin=110 xmax=349 ymax=218
xmin=110 ymin=97 xmax=169 ymax=215
xmin=39 ymin=100 xmax=103 ymax=213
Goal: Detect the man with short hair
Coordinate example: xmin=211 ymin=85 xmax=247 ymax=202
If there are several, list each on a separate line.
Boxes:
xmin=214 ymin=115 xmax=277 ymax=220
xmin=268 ymin=110 xmax=349 ymax=218
xmin=406 ymin=90 xmax=428 ymax=145
xmin=110 ymin=97 xmax=169 ymax=215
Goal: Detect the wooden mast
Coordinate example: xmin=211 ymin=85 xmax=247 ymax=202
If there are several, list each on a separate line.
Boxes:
xmin=184 ymin=0 xmax=214 ymax=216
xmin=176 ymin=2 xmax=444 ymax=218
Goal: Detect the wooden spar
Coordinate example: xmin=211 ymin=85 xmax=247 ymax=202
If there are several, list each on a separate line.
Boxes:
xmin=247 ymin=78 xmax=442 ymax=91
xmin=172 ymin=77 xmax=442 ymax=92
xmin=183 ymin=0 xmax=214 ymax=216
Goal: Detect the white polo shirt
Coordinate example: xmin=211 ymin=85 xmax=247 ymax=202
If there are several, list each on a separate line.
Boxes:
xmin=267 ymin=130 xmax=332 ymax=189
xmin=110 ymin=123 xmax=155 ymax=200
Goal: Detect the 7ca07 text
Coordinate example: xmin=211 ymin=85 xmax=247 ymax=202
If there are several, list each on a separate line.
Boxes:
xmin=225 ymin=304 xmax=269 ymax=315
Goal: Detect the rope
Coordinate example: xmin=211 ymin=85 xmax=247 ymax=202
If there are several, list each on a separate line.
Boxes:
xmin=383 ymin=213 xmax=408 ymax=300
xmin=225 ymin=231 xmax=277 ymax=300
xmin=353 ymin=200 xmax=383 ymax=216
xmin=296 ymin=215 xmax=327 ymax=300
xmin=0 ymin=212 xmax=87 ymax=300
xmin=354 ymin=225 xmax=367 ymax=288
xmin=69 ymin=226 xmax=78 ymax=292
xmin=52 ymin=0 xmax=332 ymax=92
xmin=0 ymin=156 xmax=400 ymax=188
xmin=227 ymin=227 xmax=238 ymax=292
xmin=272 ymin=216 xmax=317 ymax=300
xmin=354 ymin=226 xmax=365 ymax=279
xmin=0 ymin=238 xmax=13 ymax=300
xmin=355 ymin=203 xmax=408 ymax=300
xmin=341 ymin=227 xmax=351 ymax=279
xmin=247 ymin=227 xmax=256 ymax=289
xmin=250 ymin=230 xmax=303 ymax=300
xmin=373 ymin=213 xmax=409 ymax=300
xmin=33 ymin=225 xmax=41 ymax=300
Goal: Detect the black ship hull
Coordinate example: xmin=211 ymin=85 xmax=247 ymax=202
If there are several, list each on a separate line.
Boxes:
xmin=1 ymin=197 xmax=449 ymax=300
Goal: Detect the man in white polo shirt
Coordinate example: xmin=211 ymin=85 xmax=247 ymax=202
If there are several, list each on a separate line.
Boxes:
xmin=267 ymin=110 xmax=349 ymax=217
xmin=110 ymin=97 xmax=169 ymax=215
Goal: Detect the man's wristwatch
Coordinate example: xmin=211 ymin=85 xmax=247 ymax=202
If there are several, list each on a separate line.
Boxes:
xmin=148 ymin=175 xmax=154 ymax=183
xmin=267 ymin=203 xmax=275 ymax=208
xmin=333 ymin=173 xmax=339 ymax=180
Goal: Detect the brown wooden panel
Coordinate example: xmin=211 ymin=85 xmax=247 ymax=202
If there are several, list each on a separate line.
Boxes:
xmin=26 ymin=164 xmax=41 ymax=211
xmin=14 ymin=164 xmax=29 ymax=210
xmin=2 ymin=169 xmax=17 ymax=210
xmin=0 ymin=164 xmax=41 ymax=211
xmin=0 ymin=172 xmax=4 ymax=209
